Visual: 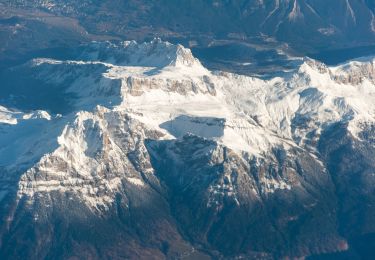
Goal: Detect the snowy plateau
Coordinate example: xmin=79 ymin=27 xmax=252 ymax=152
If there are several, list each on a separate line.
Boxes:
xmin=1 ymin=39 xmax=375 ymax=259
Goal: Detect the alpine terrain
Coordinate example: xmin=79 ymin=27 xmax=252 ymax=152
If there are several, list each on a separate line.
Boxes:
xmin=0 ymin=39 xmax=375 ymax=259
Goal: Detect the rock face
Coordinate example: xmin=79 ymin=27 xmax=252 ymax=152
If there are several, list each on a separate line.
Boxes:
xmin=0 ymin=40 xmax=375 ymax=259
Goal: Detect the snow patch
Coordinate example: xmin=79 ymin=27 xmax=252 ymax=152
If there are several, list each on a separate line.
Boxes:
xmin=127 ymin=177 xmax=144 ymax=187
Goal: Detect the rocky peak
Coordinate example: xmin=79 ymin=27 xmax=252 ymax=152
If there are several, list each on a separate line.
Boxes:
xmin=79 ymin=38 xmax=203 ymax=69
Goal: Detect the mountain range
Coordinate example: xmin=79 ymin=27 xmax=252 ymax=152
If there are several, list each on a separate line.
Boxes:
xmin=2 ymin=0 xmax=375 ymax=71
xmin=0 ymin=39 xmax=375 ymax=259
xmin=3 ymin=0 xmax=375 ymax=51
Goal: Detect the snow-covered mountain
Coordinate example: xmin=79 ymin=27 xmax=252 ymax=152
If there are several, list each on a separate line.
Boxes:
xmin=1 ymin=39 xmax=375 ymax=259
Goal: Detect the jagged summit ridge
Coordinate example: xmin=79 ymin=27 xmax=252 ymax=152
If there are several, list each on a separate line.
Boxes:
xmin=2 ymin=40 xmax=375 ymax=166
xmin=79 ymin=38 xmax=202 ymax=68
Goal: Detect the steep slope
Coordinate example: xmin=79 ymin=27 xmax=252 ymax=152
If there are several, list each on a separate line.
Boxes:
xmin=0 ymin=40 xmax=375 ymax=258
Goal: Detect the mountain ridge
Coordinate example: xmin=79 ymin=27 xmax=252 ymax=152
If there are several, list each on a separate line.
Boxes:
xmin=0 ymin=40 xmax=375 ymax=258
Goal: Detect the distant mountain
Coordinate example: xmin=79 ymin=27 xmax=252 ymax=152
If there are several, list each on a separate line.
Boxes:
xmin=3 ymin=0 xmax=375 ymax=52
xmin=0 ymin=40 xmax=375 ymax=259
